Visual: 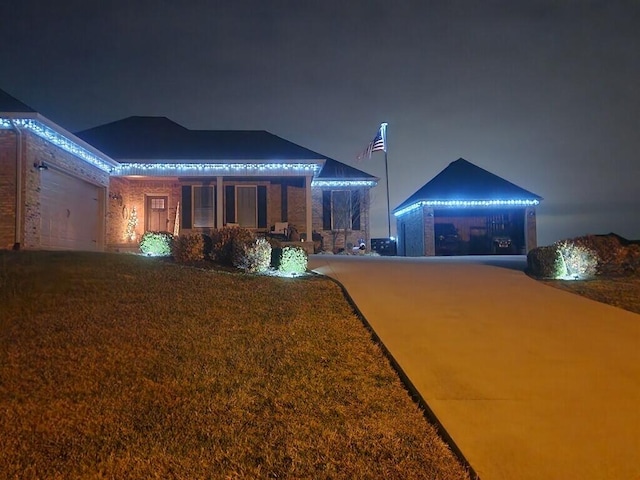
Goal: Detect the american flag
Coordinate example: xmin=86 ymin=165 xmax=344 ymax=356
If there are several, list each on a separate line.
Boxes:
xmin=357 ymin=123 xmax=387 ymax=161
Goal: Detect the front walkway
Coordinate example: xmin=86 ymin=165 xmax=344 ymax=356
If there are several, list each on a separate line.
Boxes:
xmin=309 ymin=255 xmax=640 ymax=480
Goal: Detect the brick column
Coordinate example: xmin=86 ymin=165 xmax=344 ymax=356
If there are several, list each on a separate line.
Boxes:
xmin=424 ymin=207 xmax=435 ymax=256
xmin=525 ymin=207 xmax=537 ymax=252
xmin=305 ymin=175 xmax=312 ymax=242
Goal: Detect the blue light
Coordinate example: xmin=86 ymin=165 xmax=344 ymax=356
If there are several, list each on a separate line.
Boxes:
xmin=311 ymin=180 xmax=377 ymax=187
xmin=1 ymin=117 xmax=115 ymax=172
xmin=394 ymin=199 xmax=540 ymax=217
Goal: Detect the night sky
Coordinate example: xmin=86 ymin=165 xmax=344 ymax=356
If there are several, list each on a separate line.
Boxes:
xmin=1 ymin=1 xmax=638 ymax=245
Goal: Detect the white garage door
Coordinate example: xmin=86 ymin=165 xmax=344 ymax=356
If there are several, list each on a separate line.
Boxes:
xmin=40 ymin=168 xmax=101 ymax=251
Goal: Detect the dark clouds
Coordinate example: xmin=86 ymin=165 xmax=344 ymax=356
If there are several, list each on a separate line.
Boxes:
xmin=1 ymin=0 xmax=639 ymax=243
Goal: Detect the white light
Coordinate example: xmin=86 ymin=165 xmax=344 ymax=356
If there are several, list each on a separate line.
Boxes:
xmin=394 ymin=199 xmax=540 ymax=217
xmin=1 ymin=118 xmax=113 ymax=172
xmin=113 ymin=162 xmax=323 ymax=176
xmin=311 ymin=180 xmax=377 ymax=187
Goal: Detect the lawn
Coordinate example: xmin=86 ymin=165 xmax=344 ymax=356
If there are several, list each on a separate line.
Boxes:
xmin=542 ymin=275 xmax=640 ymax=315
xmin=0 ymin=251 xmax=469 ymax=480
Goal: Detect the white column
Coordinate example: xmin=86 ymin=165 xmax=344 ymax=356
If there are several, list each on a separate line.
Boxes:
xmin=305 ymin=175 xmax=312 ymax=242
xmin=216 ymin=176 xmax=224 ymax=229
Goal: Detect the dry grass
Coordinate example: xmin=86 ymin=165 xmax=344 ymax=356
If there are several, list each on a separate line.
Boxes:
xmin=0 ymin=251 xmax=469 ymax=480
xmin=542 ymin=275 xmax=640 ymax=315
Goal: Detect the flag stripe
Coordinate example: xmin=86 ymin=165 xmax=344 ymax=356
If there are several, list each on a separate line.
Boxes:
xmin=356 ymin=123 xmax=386 ymax=162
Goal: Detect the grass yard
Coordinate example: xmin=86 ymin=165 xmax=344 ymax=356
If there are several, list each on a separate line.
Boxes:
xmin=0 ymin=251 xmax=469 ymax=480
xmin=542 ymin=275 xmax=640 ymax=315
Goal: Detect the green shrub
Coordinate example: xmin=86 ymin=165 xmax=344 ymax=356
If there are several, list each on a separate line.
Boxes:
xmin=526 ymin=246 xmax=563 ymax=278
xmin=279 ymin=246 xmax=307 ymax=275
xmin=235 ymin=238 xmax=272 ymax=273
xmin=210 ymin=226 xmax=255 ymax=265
xmin=172 ymin=234 xmax=206 ymax=263
xmin=139 ymin=231 xmax=173 ymax=256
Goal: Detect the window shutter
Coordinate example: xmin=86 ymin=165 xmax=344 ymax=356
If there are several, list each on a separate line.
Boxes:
xmin=257 ymin=185 xmax=267 ymax=228
xmin=181 ymin=186 xmax=192 ymax=229
xmin=322 ymin=190 xmax=331 ymax=230
xmin=225 ymin=185 xmax=235 ymax=224
xmin=351 ymin=190 xmax=361 ymax=230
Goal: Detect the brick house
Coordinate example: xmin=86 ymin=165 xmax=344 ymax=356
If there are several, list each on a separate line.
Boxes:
xmin=394 ymin=158 xmax=542 ymax=256
xmin=1 ymin=89 xmax=378 ymax=253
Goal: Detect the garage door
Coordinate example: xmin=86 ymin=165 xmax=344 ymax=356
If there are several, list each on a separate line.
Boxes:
xmin=40 ymin=168 xmax=101 ymax=251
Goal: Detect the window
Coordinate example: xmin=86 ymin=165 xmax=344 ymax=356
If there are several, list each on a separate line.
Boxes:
xmin=331 ymin=190 xmax=352 ymax=230
xmin=193 ymin=186 xmax=215 ymax=228
xmin=236 ymin=186 xmax=257 ymax=228
xmin=150 ymin=198 xmax=165 ymax=210
xmin=322 ymin=190 xmax=361 ymax=231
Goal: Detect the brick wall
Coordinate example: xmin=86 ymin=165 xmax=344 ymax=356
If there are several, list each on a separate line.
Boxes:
xmin=525 ymin=206 xmax=537 ymax=252
xmin=0 ymin=131 xmax=18 ymax=249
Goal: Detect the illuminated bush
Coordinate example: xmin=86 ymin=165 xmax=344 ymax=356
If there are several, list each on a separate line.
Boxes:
xmin=139 ymin=231 xmax=173 ymax=256
xmin=526 ymin=246 xmax=564 ymax=279
xmin=235 ymin=238 xmax=272 ymax=273
xmin=210 ymin=226 xmax=255 ymax=265
xmin=172 ymin=234 xmax=205 ymax=263
xmin=279 ymin=246 xmax=308 ymax=275
xmin=555 ymin=240 xmax=598 ymax=280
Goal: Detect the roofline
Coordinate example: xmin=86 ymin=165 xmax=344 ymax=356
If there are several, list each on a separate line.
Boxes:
xmin=0 ymin=112 xmax=119 ymax=172
xmin=394 ymin=199 xmax=541 ymax=217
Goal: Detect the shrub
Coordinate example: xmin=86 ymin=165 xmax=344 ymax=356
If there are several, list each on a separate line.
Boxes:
xmin=235 ymin=238 xmax=272 ymax=273
xmin=526 ymin=246 xmax=563 ymax=278
xmin=139 ymin=231 xmax=173 ymax=256
xmin=210 ymin=226 xmax=255 ymax=265
xmin=555 ymin=240 xmax=598 ymax=279
xmin=279 ymin=246 xmax=307 ymax=275
xmin=172 ymin=234 xmax=206 ymax=263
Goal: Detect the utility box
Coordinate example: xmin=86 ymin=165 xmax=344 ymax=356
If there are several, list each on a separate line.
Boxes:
xmin=371 ymin=238 xmax=397 ymax=256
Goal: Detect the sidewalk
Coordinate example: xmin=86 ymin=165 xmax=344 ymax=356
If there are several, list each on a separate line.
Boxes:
xmin=309 ymin=255 xmax=640 ymax=480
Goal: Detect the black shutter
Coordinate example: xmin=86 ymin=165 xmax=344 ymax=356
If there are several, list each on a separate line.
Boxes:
xmin=281 ymin=180 xmax=288 ymax=222
xmin=257 ymin=185 xmax=267 ymax=228
xmin=181 ymin=186 xmax=192 ymax=229
xmin=322 ymin=190 xmax=332 ymax=230
xmin=225 ymin=185 xmax=235 ymax=224
xmin=351 ymin=190 xmax=361 ymax=230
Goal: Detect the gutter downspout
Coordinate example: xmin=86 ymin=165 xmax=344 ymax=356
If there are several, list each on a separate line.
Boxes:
xmin=10 ymin=120 xmax=23 ymax=250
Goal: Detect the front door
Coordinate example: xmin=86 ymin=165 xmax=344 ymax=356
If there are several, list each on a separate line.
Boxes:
xmin=146 ymin=196 xmax=169 ymax=232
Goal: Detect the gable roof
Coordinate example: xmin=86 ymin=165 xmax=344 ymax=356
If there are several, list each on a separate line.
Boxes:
xmin=75 ymin=116 xmax=377 ymax=181
xmin=0 ymin=88 xmax=36 ymax=113
xmin=395 ymin=158 xmax=542 ymax=212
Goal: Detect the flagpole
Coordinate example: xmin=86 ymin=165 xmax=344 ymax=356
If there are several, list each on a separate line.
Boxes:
xmin=382 ymin=123 xmax=391 ymax=239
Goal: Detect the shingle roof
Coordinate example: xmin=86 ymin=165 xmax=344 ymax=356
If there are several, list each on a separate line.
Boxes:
xmin=76 ymin=116 xmax=376 ymax=180
xmin=394 ymin=158 xmax=542 ymax=212
xmin=0 ymin=88 xmax=36 ymax=113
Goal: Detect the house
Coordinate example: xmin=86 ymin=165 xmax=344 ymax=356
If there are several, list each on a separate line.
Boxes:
xmin=0 ymin=88 xmax=378 ymax=253
xmin=394 ymin=158 xmax=542 ymax=256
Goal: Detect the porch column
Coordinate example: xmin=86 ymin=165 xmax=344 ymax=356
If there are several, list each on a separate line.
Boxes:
xmin=525 ymin=207 xmax=537 ymax=253
xmin=216 ymin=176 xmax=224 ymax=229
xmin=305 ymin=175 xmax=312 ymax=242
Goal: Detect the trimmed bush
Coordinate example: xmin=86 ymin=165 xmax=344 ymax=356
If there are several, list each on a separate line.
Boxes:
xmin=526 ymin=245 xmax=563 ymax=278
xmin=279 ymin=246 xmax=308 ymax=275
xmin=173 ymin=234 xmax=206 ymax=263
xmin=139 ymin=231 xmax=173 ymax=256
xmin=210 ymin=226 xmax=255 ymax=265
xmin=235 ymin=238 xmax=272 ymax=273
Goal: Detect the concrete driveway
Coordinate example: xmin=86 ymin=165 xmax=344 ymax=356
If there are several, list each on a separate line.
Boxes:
xmin=308 ymin=255 xmax=640 ymax=480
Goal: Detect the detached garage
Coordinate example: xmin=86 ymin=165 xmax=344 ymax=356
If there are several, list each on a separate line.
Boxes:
xmin=0 ymin=89 xmax=116 ymax=251
xmin=394 ymin=158 xmax=542 ymax=256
